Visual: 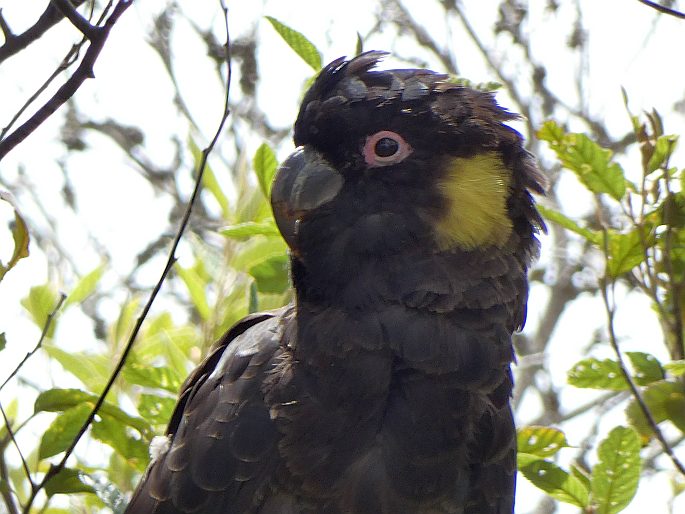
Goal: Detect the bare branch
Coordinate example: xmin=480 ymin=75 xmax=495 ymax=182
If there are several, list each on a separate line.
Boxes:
xmin=0 ymin=0 xmax=133 ymax=162
xmin=0 ymin=1 xmax=89 ymax=64
xmin=637 ymin=0 xmax=685 ymax=19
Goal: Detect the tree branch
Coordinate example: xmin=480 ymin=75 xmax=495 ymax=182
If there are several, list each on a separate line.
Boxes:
xmin=637 ymin=0 xmax=685 ymax=19
xmin=0 ymin=0 xmax=133 ymax=162
xmin=600 ymin=231 xmax=685 ymax=477
xmin=50 ymin=0 xmax=98 ymax=39
xmin=0 ymin=1 xmax=89 ymax=65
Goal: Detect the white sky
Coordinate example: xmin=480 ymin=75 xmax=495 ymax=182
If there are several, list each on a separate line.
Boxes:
xmin=1 ymin=0 xmax=685 ymax=513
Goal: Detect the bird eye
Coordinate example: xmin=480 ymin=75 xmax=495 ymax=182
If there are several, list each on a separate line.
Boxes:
xmin=363 ymin=130 xmax=412 ymax=167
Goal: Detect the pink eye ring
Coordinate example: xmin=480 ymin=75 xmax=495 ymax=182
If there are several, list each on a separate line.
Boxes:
xmin=363 ymin=130 xmax=413 ymax=167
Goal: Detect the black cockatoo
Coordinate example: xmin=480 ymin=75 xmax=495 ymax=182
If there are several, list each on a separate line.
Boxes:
xmin=125 ymin=51 xmax=545 ymax=514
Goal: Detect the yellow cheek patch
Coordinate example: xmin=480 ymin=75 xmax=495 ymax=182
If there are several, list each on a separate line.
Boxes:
xmin=434 ymin=152 xmax=512 ymax=250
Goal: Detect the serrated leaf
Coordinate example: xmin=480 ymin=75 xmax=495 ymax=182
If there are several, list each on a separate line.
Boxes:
xmin=91 ymin=420 xmax=149 ymax=471
xmin=35 ymin=388 xmax=94 ymax=413
xmin=265 ymin=16 xmax=322 ymax=70
xmin=0 ymin=191 xmax=30 ymax=281
xmin=591 ymin=426 xmax=641 ymax=514
xmin=626 ymin=352 xmax=664 ymax=385
xmin=537 ymin=205 xmax=601 ymax=244
xmin=20 ymin=284 xmax=60 ymax=335
xmin=45 ymin=467 xmax=96 ymax=496
xmin=517 ymin=426 xmax=570 ymax=457
xmin=39 ymin=403 xmax=91 ymax=458
xmin=518 ymin=453 xmax=590 ymax=507
xmin=64 ymin=263 xmax=106 ymax=308
xmin=665 ymin=360 xmax=685 ymax=377
xmin=253 ymin=143 xmax=278 ymax=197
xmin=606 ymin=227 xmax=655 ymax=277
xmin=221 ymin=219 xmax=280 ymax=240
xmin=538 ymin=121 xmax=626 ymax=200
xmin=625 ymin=380 xmax=684 ymax=437
xmin=568 ymin=358 xmax=628 ymax=390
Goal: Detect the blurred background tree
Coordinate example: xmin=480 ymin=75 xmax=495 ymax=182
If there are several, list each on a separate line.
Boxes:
xmin=0 ymin=1 xmax=684 ymax=513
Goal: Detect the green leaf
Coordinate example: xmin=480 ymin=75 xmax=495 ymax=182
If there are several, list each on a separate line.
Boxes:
xmin=517 ymin=426 xmax=571 ymax=457
xmin=265 ymin=16 xmax=322 ymax=70
xmin=626 ymin=352 xmax=664 ymax=385
xmin=664 ymin=360 xmax=685 ymax=377
xmin=221 ymin=219 xmax=280 ymax=240
xmin=518 ymin=453 xmax=590 ymax=507
xmin=123 ymin=362 xmax=181 ymax=393
xmin=0 ymin=332 xmax=5 ymax=352
xmin=189 ymin=136 xmax=230 ymax=218
xmin=137 ymin=394 xmax=177 ymax=426
xmin=538 ymin=121 xmax=626 ymax=200
xmin=606 ymin=227 xmax=655 ymax=277
xmin=568 ymin=358 xmax=628 ymax=390
xmin=537 ymin=205 xmax=601 ymax=244
xmin=20 ymin=284 xmax=60 ymax=335
xmin=570 ymin=465 xmax=592 ymax=494
xmin=591 ymin=426 xmax=641 ymax=514
xmin=625 ymin=380 xmax=684 ymax=437
xmin=64 ymin=263 xmax=106 ymax=309
xmin=231 ymin=235 xmax=288 ymax=272
xmin=0 ymin=191 xmax=30 ymax=281
xmin=35 ymin=388 xmax=95 ymax=413
xmin=175 ymin=263 xmax=211 ymax=321
xmin=35 ymin=388 xmax=150 ymax=435
xmin=39 ymin=404 xmax=91 ymax=459
xmin=91 ymin=420 xmax=149 ymax=471
xmin=44 ymin=345 xmax=111 ymax=391
xmin=44 ymin=467 xmax=96 ymax=496
xmin=647 ymin=134 xmax=678 ymax=172
xmin=253 ymin=143 xmax=278 ymax=197
xmin=249 ymin=254 xmax=290 ymax=294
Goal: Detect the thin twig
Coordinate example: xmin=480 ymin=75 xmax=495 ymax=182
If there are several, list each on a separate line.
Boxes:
xmin=0 ymin=438 xmax=20 ymax=514
xmin=0 ymin=403 xmax=32 ymax=490
xmin=637 ymin=0 xmax=685 ymax=19
xmin=19 ymin=4 xmax=232 ymax=511
xmin=0 ymin=294 xmax=66 ymax=393
xmin=0 ymin=0 xmax=132 ymax=161
xmin=600 ymin=231 xmax=685 ymax=477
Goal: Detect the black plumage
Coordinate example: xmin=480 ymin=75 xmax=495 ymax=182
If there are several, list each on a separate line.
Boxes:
xmin=125 ymin=51 xmax=545 ymax=514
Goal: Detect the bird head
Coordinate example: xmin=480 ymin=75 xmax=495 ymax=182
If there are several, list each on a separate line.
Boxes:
xmin=271 ymin=51 xmax=545 ymax=295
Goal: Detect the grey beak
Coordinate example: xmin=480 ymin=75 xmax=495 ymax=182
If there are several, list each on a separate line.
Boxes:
xmin=271 ymin=147 xmax=343 ymax=251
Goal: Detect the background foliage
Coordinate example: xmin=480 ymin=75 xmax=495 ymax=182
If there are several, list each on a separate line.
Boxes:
xmin=1 ymin=1 xmax=685 ymax=513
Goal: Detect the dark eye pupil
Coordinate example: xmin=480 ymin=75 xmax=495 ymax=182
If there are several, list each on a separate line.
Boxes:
xmin=374 ymin=137 xmax=399 ymax=157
